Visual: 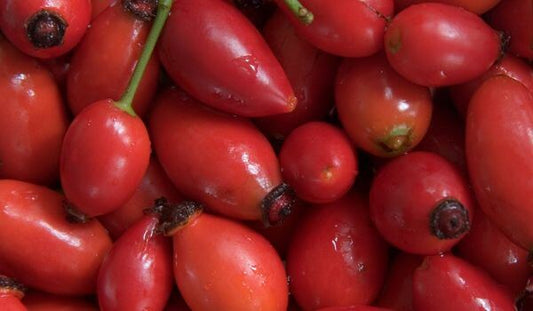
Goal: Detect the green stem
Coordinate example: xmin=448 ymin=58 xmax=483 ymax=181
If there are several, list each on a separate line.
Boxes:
xmin=283 ymin=0 xmax=314 ymax=25
xmin=115 ymin=0 xmax=173 ymax=116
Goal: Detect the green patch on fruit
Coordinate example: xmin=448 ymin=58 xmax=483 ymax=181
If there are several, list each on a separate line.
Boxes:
xmin=386 ymin=28 xmax=402 ymax=54
xmin=377 ymin=124 xmax=413 ymax=156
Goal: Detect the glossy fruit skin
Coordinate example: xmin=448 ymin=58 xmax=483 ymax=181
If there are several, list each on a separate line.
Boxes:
xmin=335 ymin=52 xmax=433 ymax=157
xmin=66 ymin=1 xmax=160 ymax=118
xmin=279 ymin=121 xmax=358 ymax=204
xmin=287 ymin=191 xmax=390 ymax=310
xmin=97 ymin=215 xmax=173 ymax=311
xmin=384 ymin=2 xmax=501 ymax=87
xmin=0 ymin=179 xmax=112 ymax=295
xmin=173 ymin=212 xmax=289 ymax=311
xmin=449 ymin=53 xmax=533 ymax=119
xmin=456 ymin=207 xmax=532 ymax=296
xmin=60 ymin=99 xmax=151 ymax=217
xmin=0 ymin=0 xmax=91 ymax=59
xmin=98 ymin=157 xmax=182 ymax=240
xmin=369 ymin=151 xmax=474 ymax=255
xmin=22 ymin=291 xmax=99 ymax=311
xmin=273 ymin=0 xmax=393 ymax=57
xmin=0 ymin=36 xmax=69 ymax=186
xmin=376 ymin=252 xmax=422 ymax=311
xmin=149 ymin=88 xmax=285 ymax=222
xmin=413 ymin=253 xmax=516 ymax=311
xmin=254 ymin=10 xmax=339 ymax=141
xmin=465 ymin=75 xmax=533 ymax=250
xmin=393 ymin=0 xmax=502 ymax=14
xmin=487 ymin=0 xmax=533 ymax=60
xmin=158 ymin=0 xmax=296 ymax=117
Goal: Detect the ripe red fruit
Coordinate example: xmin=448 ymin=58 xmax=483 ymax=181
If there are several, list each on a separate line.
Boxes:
xmin=279 ymin=121 xmax=358 ymax=204
xmin=158 ymin=0 xmax=296 ymax=117
xmin=149 ymin=199 xmax=289 ymax=311
xmin=0 ymin=35 xmax=68 ymax=186
xmin=413 ymin=253 xmax=516 ymax=310
xmin=66 ymin=0 xmax=160 ymax=117
xmin=335 ymin=52 xmax=433 ymax=157
xmin=369 ymin=151 xmax=474 ymax=255
xmin=149 ymin=87 xmax=294 ymax=225
xmin=384 ymin=2 xmax=501 ymax=87
xmin=97 ymin=214 xmax=173 ymax=311
xmin=0 ymin=0 xmax=91 ymax=59
xmin=273 ymin=0 xmax=394 ymax=57
xmin=0 ymin=179 xmax=112 ymax=295
xmin=286 ymin=191 xmax=390 ymax=310
xmin=466 ymin=75 xmax=533 ymax=251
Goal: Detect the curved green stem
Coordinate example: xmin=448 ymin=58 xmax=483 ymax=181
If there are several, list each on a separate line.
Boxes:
xmin=283 ymin=0 xmax=314 ymax=25
xmin=115 ymin=0 xmax=173 ymax=116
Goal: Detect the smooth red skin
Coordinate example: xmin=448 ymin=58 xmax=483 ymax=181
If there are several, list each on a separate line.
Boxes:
xmin=376 ymin=252 xmax=422 ymax=311
xmin=0 ymin=294 xmax=27 ymax=311
xmin=384 ymin=2 xmax=501 ymax=87
xmin=393 ymin=0 xmax=501 ymax=14
xmin=413 ymin=253 xmax=516 ymax=311
xmin=254 ymin=10 xmax=339 ymax=140
xmin=317 ymin=306 xmax=394 ymax=311
xmin=60 ymin=99 xmax=151 ymax=217
xmin=173 ymin=212 xmax=289 ymax=311
xmin=415 ymin=91 xmax=467 ymax=173
xmin=0 ymin=36 xmax=69 ymax=186
xmin=90 ymin=0 xmax=115 ymax=20
xmin=97 ymin=215 xmax=173 ymax=311
xmin=0 ymin=0 xmax=91 ymax=59
xmin=149 ymin=88 xmax=283 ymax=221
xmin=449 ymin=53 xmax=533 ymax=119
xmin=456 ymin=207 xmax=531 ymax=296
xmin=335 ymin=52 xmax=433 ymax=158
xmin=369 ymin=151 xmax=475 ymax=255
xmin=66 ymin=2 xmax=159 ymax=118
xmin=22 ymin=291 xmax=99 ymax=311
xmin=273 ymin=0 xmax=393 ymax=57
xmin=158 ymin=0 xmax=296 ymax=118
xmin=98 ymin=157 xmax=182 ymax=240
xmin=487 ymin=0 xmax=533 ymax=61
xmin=0 ymin=179 xmax=112 ymax=295
xmin=279 ymin=121 xmax=358 ymax=204
xmin=287 ymin=191 xmax=390 ymax=310
xmin=465 ymin=76 xmax=533 ymax=251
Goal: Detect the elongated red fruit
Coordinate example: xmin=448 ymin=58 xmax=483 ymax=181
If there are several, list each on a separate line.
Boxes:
xmin=148 ymin=199 xmax=289 ymax=311
xmin=158 ymin=0 xmax=296 ymax=117
xmin=149 ymin=87 xmax=294 ymax=226
xmin=413 ymin=253 xmax=516 ymax=310
xmin=273 ymin=0 xmax=394 ymax=57
xmin=66 ymin=0 xmax=160 ymax=117
xmin=466 ymin=75 xmax=533 ymax=251
xmin=0 ymin=35 xmax=68 ymax=186
xmin=97 ymin=214 xmax=173 ymax=311
xmin=0 ymin=179 xmax=112 ymax=295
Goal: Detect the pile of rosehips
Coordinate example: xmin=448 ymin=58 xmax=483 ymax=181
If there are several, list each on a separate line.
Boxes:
xmin=0 ymin=0 xmax=532 ymax=310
